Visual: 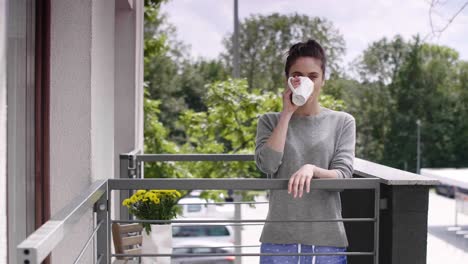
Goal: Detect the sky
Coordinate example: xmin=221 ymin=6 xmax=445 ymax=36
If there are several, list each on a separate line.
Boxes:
xmin=160 ymin=0 xmax=468 ymax=67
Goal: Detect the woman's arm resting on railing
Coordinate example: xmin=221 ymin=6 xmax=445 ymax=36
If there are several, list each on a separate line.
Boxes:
xmin=288 ymin=164 xmax=342 ymax=198
xmin=254 ymin=112 xmax=292 ymax=175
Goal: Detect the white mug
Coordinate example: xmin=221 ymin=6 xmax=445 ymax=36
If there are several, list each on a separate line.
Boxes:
xmin=287 ymin=76 xmax=314 ymax=106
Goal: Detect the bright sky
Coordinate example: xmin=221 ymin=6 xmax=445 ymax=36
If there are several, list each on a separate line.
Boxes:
xmin=160 ymin=0 xmax=468 ymax=67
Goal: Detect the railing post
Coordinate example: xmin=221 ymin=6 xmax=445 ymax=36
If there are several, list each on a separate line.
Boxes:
xmin=233 ymin=192 xmax=242 ymax=264
xmin=119 ymin=154 xmax=136 ymax=221
xmin=95 ymin=189 xmax=109 ymax=263
xmin=374 ymin=185 xmax=380 ymax=264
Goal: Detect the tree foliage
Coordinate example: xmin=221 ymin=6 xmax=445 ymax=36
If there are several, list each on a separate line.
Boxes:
xmin=222 ymin=13 xmax=346 ymax=91
xmin=143 ymin=0 xmax=468 ymax=181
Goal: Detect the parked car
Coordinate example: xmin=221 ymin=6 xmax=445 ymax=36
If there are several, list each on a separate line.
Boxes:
xmin=172 ymin=219 xmax=235 ymax=245
xmin=435 ymin=184 xmax=455 ymax=198
xmin=178 ymin=197 xmax=235 ymax=219
xmin=171 ymin=239 xmax=235 ymax=264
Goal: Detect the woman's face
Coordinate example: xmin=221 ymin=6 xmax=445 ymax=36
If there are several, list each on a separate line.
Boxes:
xmin=286 ymin=56 xmax=325 ymax=105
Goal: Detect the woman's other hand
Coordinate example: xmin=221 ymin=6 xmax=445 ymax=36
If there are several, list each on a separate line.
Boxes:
xmin=288 ymin=164 xmax=315 ymax=198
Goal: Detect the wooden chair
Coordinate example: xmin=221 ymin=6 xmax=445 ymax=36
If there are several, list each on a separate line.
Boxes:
xmin=112 ymin=223 xmax=143 ymax=264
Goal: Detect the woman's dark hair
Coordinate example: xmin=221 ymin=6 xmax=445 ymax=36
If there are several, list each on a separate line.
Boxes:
xmin=284 ymin=39 xmax=327 ymax=78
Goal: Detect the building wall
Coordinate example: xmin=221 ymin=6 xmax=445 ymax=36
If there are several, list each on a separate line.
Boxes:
xmin=91 ymin=0 xmax=115 ymax=182
xmin=114 ymin=0 xmax=144 ymax=216
xmin=5 ymin=0 xmax=36 ymax=263
xmin=0 ymin=0 xmax=7 ymax=263
xmin=49 ymin=0 xmax=142 ymax=262
xmin=49 ymin=0 xmax=94 ymax=261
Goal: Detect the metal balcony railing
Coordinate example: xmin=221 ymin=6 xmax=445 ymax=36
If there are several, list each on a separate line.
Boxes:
xmin=17 ymin=151 xmax=438 ymax=264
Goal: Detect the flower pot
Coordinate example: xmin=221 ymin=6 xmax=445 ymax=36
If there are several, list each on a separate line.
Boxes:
xmin=141 ymin=224 xmax=172 ymax=264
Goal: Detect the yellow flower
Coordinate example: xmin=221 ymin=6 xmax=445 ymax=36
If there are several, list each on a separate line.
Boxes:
xmin=151 ymin=197 xmax=160 ymax=204
xmin=136 ymin=190 xmax=146 ymax=195
xmin=122 ymin=199 xmax=131 ymax=206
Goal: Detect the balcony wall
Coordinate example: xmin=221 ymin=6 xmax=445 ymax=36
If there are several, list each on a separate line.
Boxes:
xmin=344 ymin=158 xmax=438 ymax=264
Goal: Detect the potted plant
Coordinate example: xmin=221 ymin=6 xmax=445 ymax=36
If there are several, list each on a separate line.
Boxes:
xmin=123 ymin=189 xmax=181 ymax=264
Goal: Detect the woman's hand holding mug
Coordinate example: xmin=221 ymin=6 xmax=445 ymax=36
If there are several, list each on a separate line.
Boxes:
xmin=282 ymin=77 xmax=301 ymax=115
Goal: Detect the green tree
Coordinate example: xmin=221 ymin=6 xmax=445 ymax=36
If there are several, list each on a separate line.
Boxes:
xmin=222 ymin=13 xmax=346 ymax=91
xmin=351 ymin=35 xmax=410 ymax=84
xmin=342 ymin=36 xmax=412 ymax=163
xmin=384 ymin=37 xmax=462 ymax=171
xmin=345 ymin=35 xmax=468 ymax=170
xmin=452 ymin=61 xmax=468 ymax=166
xmin=143 ymin=92 xmax=190 ymax=179
xmin=325 ymin=77 xmax=393 ymax=162
xmin=144 ymin=0 xmax=230 ymax=142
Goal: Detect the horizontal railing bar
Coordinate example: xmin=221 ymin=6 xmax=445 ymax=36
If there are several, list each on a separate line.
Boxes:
xmin=173 ymin=244 xmax=261 ymax=249
xmin=109 ymin=178 xmax=380 ymax=191
xmin=17 ymin=180 xmax=107 ymax=264
xmin=73 ymin=220 xmax=104 ymax=264
xmin=219 ymin=223 xmax=271 ymax=227
xmin=114 ymin=252 xmax=375 ymax=257
xmin=177 ymin=201 xmax=269 ymax=205
xmin=113 ymin=218 xmax=376 ymax=224
xmin=136 ymin=154 xmax=254 ymax=162
xmin=130 ymin=152 xmax=438 ymax=186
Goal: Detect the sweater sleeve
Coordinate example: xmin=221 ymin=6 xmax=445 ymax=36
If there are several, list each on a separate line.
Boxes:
xmin=254 ymin=114 xmax=284 ymax=175
xmin=329 ymin=115 xmax=356 ymax=179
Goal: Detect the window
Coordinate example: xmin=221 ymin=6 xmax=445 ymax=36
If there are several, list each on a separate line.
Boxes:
xmin=187 ymin=204 xmax=202 ymax=213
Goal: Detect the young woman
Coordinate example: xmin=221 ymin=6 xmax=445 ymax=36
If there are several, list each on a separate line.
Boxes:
xmin=254 ymin=39 xmax=356 ymax=264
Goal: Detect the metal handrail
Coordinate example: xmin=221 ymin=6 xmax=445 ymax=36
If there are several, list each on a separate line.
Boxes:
xmin=17 ymin=180 xmax=108 ymax=264
xmin=110 ymin=177 xmax=377 ymax=190
xmin=107 ymin=177 xmax=381 ymax=262
xmin=135 ymin=153 xmax=255 ymax=162
xmin=16 ymin=177 xmax=380 ymax=263
xmin=17 ymin=150 xmax=386 ymax=263
xmin=119 ymin=151 xmax=381 ymax=263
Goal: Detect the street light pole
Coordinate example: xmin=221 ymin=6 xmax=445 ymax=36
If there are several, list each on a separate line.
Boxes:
xmin=416 ymin=119 xmax=421 ymax=174
xmin=233 ymin=0 xmax=240 ymax=78
xmin=232 ymin=4 xmax=242 ymax=263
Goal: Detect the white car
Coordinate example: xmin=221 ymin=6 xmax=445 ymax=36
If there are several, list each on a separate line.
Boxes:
xmin=171 ymin=239 xmax=235 ymax=264
xmin=178 ymin=197 xmax=234 ymax=219
xmin=172 ymin=219 xmax=235 ymax=245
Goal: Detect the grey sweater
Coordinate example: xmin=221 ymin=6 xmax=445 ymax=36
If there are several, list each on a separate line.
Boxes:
xmin=254 ymin=106 xmax=356 ymax=247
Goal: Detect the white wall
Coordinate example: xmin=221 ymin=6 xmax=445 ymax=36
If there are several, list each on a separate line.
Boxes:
xmin=50 ymin=0 xmax=116 ymax=262
xmin=114 ymin=0 xmax=144 ymax=159
xmin=49 ymin=0 xmax=143 ymax=262
xmin=0 ymin=0 xmax=7 ymax=262
xmin=50 ymin=0 xmax=94 ymax=261
xmin=114 ymin=0 xmax=144 ymax=215
xmin=92 ymin=0 xmax=115 ymax=182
